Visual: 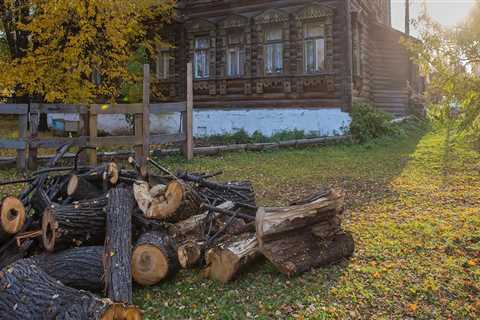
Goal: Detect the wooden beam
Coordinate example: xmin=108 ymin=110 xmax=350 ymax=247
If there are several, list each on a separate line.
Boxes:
xmin=96 ymin=136 xmax=142 ymax=148
xmin=90 ymin=103 xmax=143 ymax=115
xmin=142 ymin=64 xmax=151 ymax=164
xmin=0 ymin=104 xmax=28 ymax=114
xmin=17 ymin=114 xmax=28 ymax=171
xmin=30 ymin=103 xmax=88 ymax=114
xmin=344 ymin=0 xmax=353 ymax=111
xmin=0 ymin=139 xmax=27 ymax=149
xmin=182 ymin=62 xmax=194 ymax=161
xmin=150 ymin=102 xmax=187 ymax=113
xmin=29 ymin=137 xmax=88 ymax=148
xmin=88 ymin=110 xmax=98 ymax=166
xmin=150 ymin=133 xmax=186 ymax=145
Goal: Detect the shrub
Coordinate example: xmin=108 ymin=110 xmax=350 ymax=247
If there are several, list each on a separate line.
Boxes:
xmin=349 ymin=103 xmax=401 ymax=143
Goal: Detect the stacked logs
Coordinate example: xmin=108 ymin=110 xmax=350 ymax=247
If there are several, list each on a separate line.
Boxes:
xmin=0 ymin=144 xmax=355 ymax=319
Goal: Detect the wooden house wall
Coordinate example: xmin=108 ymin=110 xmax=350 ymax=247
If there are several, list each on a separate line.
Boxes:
xmin=158 ymin=0 xmax=352 ymax=110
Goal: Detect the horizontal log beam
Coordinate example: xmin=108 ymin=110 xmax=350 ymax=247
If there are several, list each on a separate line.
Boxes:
xmin=150 ymin=102 xmax=187 ymax=113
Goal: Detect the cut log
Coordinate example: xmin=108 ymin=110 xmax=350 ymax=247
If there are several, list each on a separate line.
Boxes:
xmin=260 ymin=232 xmax=355 ymax=277
xmin=146 ymin=179 xmax=202 ymax=223
xmin=104 ymin=187 xmax=134 ymax=304
xmin=104 ymin=162 xmax=119 ymax=185
xmin=67 ymin=174 xmax=103 ymax=201
xmin=132 ymin=231 xmax=178 ymax=286
xmin=256 ymin=189 xmax=344 ymax=246
xmin=133 ymin=181 xmax=153 ymax=215
xmin=0 ymin=196 xmax=26 ymax=243
xmin=41 ymin=197 xmax=107 ymax=252
xmin=0 ymin=239 xmax=32 ymax=270
xmin=311 ymin=216 xmax=342 ymax=239
xmin=0 ymin=259 xmax=143 ymax=320
xmin=177 ymin=241 xmax=203 ymax=269
xmin=32 ymin=246 xmax=104 ymax=292
xmin=204 ymin=233 xmax=258 ymax=283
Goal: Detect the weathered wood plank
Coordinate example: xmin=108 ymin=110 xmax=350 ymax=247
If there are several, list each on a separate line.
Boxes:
xmin=88 ymin=113 xmax=98 ymax=166
xmin=0 ymin=139 xmax=27 ymax=150
xmin=90 ymin=103 xmax=143 ymax=114
xmin=150 ymin=102 xmax=187 ymax=113
xmin=0 ymin=104 xmax=28 ymax=114
xmin=142 ymin=64 xmax=151 ymax=164
xmin=150 ymin=133 xmax=185 ymax=145
xmin=183 ymin=62 xmax=194 ymax=160
xmin=29 ymin=137 xmax=88 ymax=148
xmin=30 ymin=104 xmax=88 ymax=114
xmin=17 ymin=115 xmax=28 ymax=171
xmin=96 ymin=135 xmax=142 ymax=148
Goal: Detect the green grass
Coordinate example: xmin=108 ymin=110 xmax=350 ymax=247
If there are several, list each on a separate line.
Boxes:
xmin=1 ymin=121 xmax=479 ymax=319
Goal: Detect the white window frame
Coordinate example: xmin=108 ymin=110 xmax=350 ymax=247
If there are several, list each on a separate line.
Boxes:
xmin=304 ymin=22 xmax=326 ymax=74
xmin=264 ymin=27 xmax=283 ymax=74
xmin=194 ymin=36 xmax=210 ymax=79
xmin=226 ymin=33 xmax=244 ymax=77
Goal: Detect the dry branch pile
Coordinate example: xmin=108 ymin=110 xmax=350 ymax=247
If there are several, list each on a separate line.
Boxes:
xmin=0 ymin=144 xmax=355 ymax=318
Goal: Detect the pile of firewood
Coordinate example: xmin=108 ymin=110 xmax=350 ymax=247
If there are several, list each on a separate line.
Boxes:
xmin=0 ymin=144 xmax=354 ymax=319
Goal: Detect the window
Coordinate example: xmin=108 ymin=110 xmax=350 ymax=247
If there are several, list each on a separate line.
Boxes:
xmin=352 ymin=20 xmax=362 ymax=77
xmin=227 ymin=34 xmax=244 ymax=77
xmin=265 ymin=27 xmax=283 ymax=74
xmin=194 ymin=37 xmax=210 ymax=79
xmin=156 ymin=51 xmax=170 ymax=80
xmin=304 ymin=23 xmax=325 ymax=73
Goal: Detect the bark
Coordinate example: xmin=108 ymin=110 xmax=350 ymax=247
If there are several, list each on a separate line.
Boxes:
xmin=0 ymin=196 xmax=26 ymax=243
xmin=104 ymin=187 xmax=134 ymax=304
xmin=204 ymin=233 xmax=258 ymax=283
xmin=67 ymin=174 xmax=103 ymax=201
xmin=260 ymin=232 xmax=355 ymax=277
xmin=0 ymin=259 xmax=116 ymax=320
xmin=256 ymin=189 xmax=344 ymax=246
xmin=132 ymin=231 xmax=178 ymax=286
xmin=32 ymin=246 xmax=104 ymax=292
xmin=41 ymin=197 xmax=108 ymax=252
xmin=177 ymin=241 xmax=203 ymax=269
xmin=198 ymin=181 xmax=257 ymax=216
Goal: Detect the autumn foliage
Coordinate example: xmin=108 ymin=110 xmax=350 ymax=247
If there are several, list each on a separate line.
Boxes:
xmin=0 ymin=0 xmax=175 ymax=103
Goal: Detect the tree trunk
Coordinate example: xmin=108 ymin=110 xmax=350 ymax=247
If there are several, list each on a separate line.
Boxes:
xmin=203 ymin=233 xmax=258 ymax=283
xmin=41 ymin=197 xmax=107 ymax=252
xmin=32 ymin=246 xmax=104 ymax=292
xmin=67 ymin=175 xmax=103 ymax=201
xmin=256 ymin=189 xmax=344 ymax=246
xmin=145 ymin=180 xmax=202 ymax=223
xmin=0 ymin=259 xmax=142 ymax=320
xmin=260 ymin=232 xmax=355 ymax=277
xmin=0 ymin=196 xmax=26 ymax=244
xmin=104 ymin=187 xmax=134 ymax=304
xmin=132 ymin=231 xmax=178 ymax=286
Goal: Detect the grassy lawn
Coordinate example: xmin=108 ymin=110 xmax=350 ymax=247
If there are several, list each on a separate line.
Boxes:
xmin=0 ymin=122 xmax=479 ymax=319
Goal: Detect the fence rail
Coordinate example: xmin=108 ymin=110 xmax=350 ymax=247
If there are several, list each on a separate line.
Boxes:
xmin=0 ymin=63 xmax=193 ymax=170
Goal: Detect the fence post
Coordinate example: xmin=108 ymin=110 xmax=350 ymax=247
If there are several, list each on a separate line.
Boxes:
xmin=17 ymin=113 xmax=28 ymax=171
xmin=28 ymin=108 xmax=39 ymax=170
xmin=182 ymin=62 xmax=194 ymax=160
xmin=79 ymin=110 xmax=89 ymax=165
xmin=142 ymin=63 xmax=150 ymax=164
xmin=88 ymin=106 xmax=98 ymax=166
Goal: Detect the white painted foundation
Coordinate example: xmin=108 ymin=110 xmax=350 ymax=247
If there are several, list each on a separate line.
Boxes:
xmin=47 ymin=108 xmax=351 ymax=138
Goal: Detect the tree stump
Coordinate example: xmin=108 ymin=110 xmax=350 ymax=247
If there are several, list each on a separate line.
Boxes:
xmin=132 ymin=231 xmax=178 ymax=286
xmin=41 ymin=197 xmax=107 ymax=252
xmin=0 ymin=259 xmax=142 ymax=320
xmin=204 ymin=233 xmax=258 ymax=283
xmin=0 ymin=196 xmax=26 ymax=244
xmin=104 ymin=187 xmax=134 ymax=304
xmin=145 ymin=180 xmax=202 ymax=223
xmin=32 ymin=246 xmax=104 ymax=292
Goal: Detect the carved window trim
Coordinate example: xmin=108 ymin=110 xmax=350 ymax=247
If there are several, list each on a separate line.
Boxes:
xmin=185 ymin=19 xmax=217 ymax=81
xmin=219 ymin=15 xmax=249 ymax=79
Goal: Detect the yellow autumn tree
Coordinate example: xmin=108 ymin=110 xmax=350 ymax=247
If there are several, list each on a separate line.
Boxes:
xmin=0 ymin=0 xmax=175 ymax=103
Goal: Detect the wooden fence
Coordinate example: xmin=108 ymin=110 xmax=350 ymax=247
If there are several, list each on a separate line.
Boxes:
xmin=0 ymin=63 xmax=194 ymax=170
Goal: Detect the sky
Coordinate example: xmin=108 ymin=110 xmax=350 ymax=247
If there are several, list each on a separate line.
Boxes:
xmin=391 ymin=0 xmax=477 ymax=34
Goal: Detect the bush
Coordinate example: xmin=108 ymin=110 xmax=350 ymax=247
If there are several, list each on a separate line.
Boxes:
xmin=349 ymin=103 xmax=401 ymax=143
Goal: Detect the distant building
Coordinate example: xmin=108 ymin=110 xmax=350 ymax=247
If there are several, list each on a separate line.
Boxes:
xmin=151 ymin=0 xmax=423 ymax=137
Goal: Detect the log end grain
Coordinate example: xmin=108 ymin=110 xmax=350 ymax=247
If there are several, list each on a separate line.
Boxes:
xmin=105 ymin=162 xmax=119 ymax=185
xmin=132 ymin=244 xmax=169 ymax=286
xmin=147 ymin=180 xmax=184 ymax=220
xmin=0 ymin=196 xmax=26 ymax=235
xmin=67 ymin=174 xmax=80 ymax=196
xmin=41 ymin=207 xmax=57 ymax=252
xmin=177 ymin=241 xmax=202 ymax=269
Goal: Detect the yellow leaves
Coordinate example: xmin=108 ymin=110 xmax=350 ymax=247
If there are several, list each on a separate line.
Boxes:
xmin=466 ymin=259 xmax=477 ymax=267
xmin=407 ymin=303 xmax=418 ymax=313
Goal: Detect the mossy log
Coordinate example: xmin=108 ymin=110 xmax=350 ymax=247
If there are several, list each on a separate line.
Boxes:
xmin=41 ymin=197 xmax=107 ymax=252
xmin=0 ymin=259 xmax=143 ymax=320
xmin=32 ymin=246 xmax=104 ymax=292
xmin=204 ymin=233 xmax=258 ymax=283
xmin=132 ymin=231 xmax=178 ymax=286
xmin=104 ymin=187 xmax=134 ymax=304
xmin=0 ymin=196 xmax=26 ymax=244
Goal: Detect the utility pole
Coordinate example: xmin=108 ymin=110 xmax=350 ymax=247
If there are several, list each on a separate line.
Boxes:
xmin=405 ymin=0 xmax=410 ymax=36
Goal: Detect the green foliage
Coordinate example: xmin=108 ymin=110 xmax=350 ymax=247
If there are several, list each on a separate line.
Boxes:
xmin=348 ymin=103 xmax=403 ymax=143
xmin=402 ymin=3 xmax=480 ymax=144
xmin=198 ymin=129 xmax=320 ymax=145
